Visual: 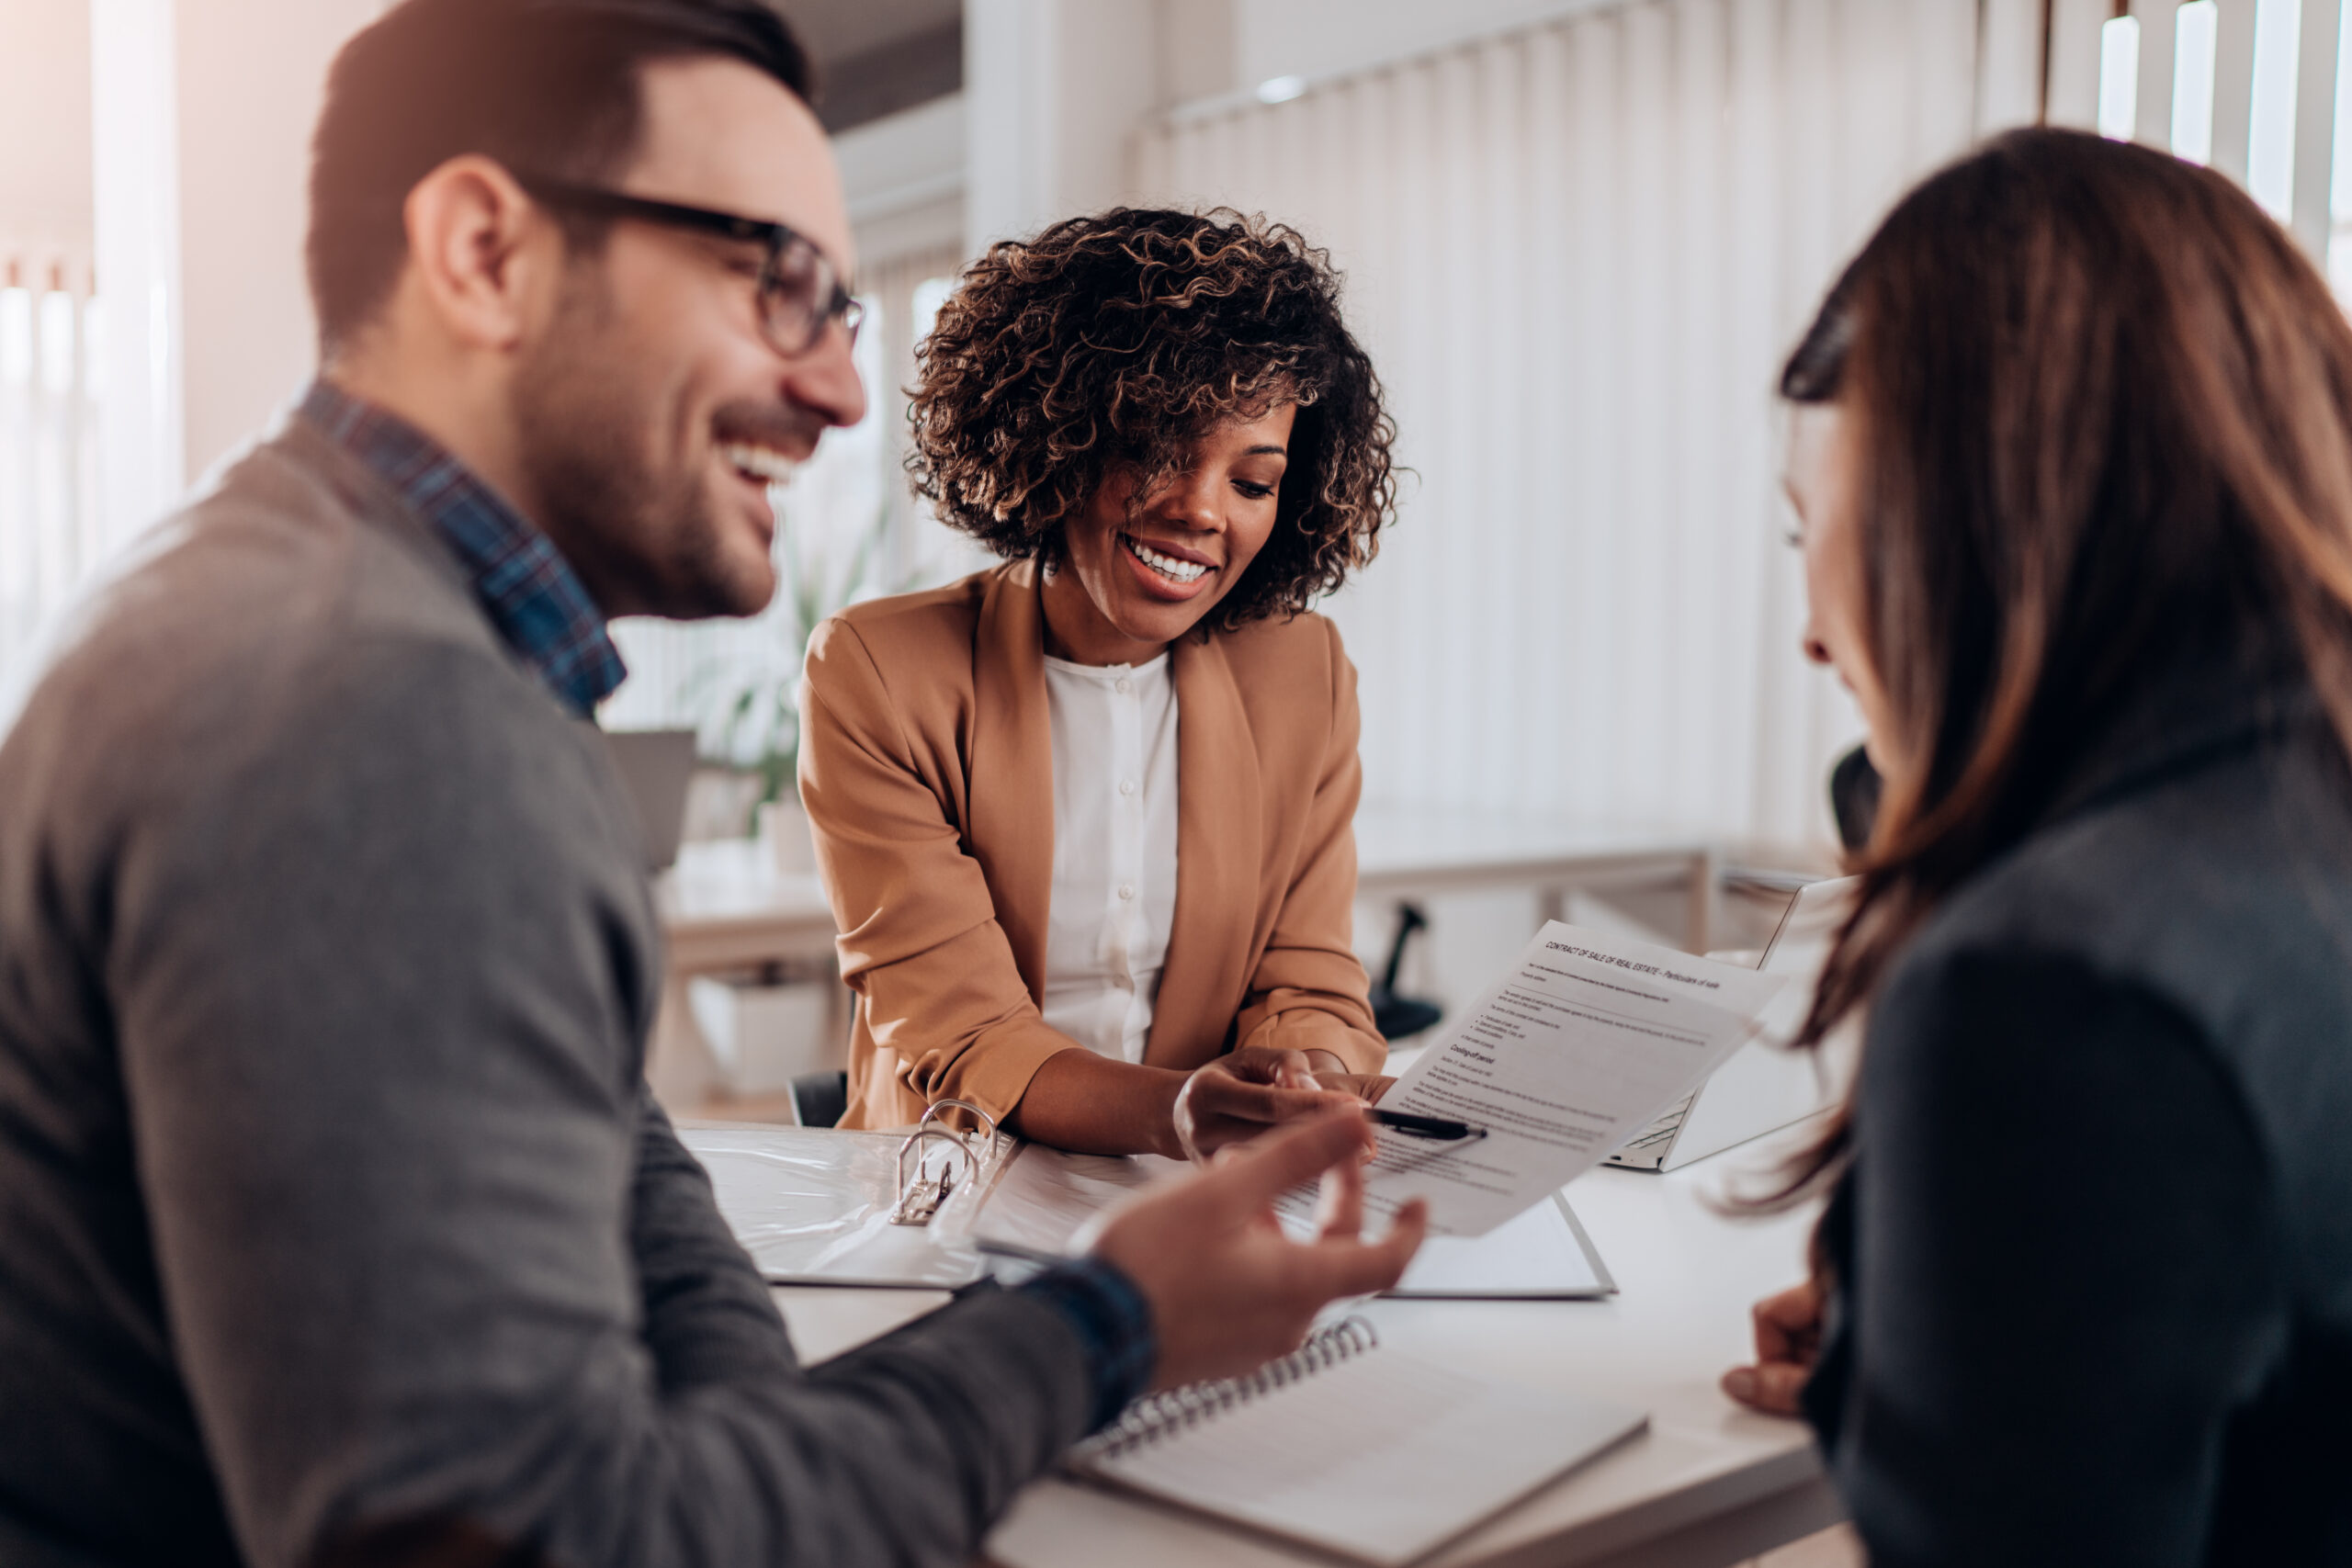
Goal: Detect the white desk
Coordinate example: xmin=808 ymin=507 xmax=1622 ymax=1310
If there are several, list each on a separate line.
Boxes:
xmin=771 ymin=1149 xmax=1837 ymax=1568
xmin=656 ymin=838 xmax=837 ymax=974
xmin=650 ymin=840 xmax=843 ymax=1110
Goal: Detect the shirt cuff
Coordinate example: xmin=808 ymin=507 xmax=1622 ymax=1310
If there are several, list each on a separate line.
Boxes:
xmin=1017 ymin=1257 xmax=1158 ymax=1431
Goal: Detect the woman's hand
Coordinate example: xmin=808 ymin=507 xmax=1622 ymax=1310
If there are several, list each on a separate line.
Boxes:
xmin=1310 ymin=1071 xmax=1396 ymax=1104
xmin=1171 ymin=1047 xmax=1363 ymax=1162
xmin=1721 ymin=1279 xmax=1824 ymax=1416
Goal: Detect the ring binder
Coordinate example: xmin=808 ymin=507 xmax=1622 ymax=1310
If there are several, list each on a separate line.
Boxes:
xmin=1073 ymin=1317 xmax=1382 ymax=1461
xmin=888 ymin=1099 xmax=1011 ymax=1225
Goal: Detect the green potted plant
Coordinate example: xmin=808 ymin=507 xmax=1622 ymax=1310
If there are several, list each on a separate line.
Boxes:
xmin=688 ymin=495 xmax=895 ymax=874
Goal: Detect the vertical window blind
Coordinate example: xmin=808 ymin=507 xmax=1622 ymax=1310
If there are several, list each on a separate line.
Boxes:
xmin=1133 ymin=0 xmax=1989 ymax=849
xmin=0 ymin=249 xmax=100 ymax=717
xmin=1134 ymin=0 xmax=2352 ymax=849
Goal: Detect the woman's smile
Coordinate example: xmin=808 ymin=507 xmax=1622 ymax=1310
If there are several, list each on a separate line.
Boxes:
xmin=1119 ymin=533 xmax=1217 ymax=597
xmin=1037 ymin=403 xmax=1296 ymax=666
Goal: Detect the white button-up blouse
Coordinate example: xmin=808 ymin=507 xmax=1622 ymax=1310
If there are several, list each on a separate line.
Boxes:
xmin=1039 ymin=651 xmax=1181 ymax=1063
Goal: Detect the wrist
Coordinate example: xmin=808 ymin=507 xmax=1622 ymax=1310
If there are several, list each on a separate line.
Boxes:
xmin=1154 ymin=1069 xmax=1193 ymax=1161
xmin=1019 ymin=1258 xmax=1158 ymax=1430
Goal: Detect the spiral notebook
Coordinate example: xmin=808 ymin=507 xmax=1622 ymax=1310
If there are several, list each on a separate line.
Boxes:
xmin=1065 ymin=1319 xmax=1645 ymax=1566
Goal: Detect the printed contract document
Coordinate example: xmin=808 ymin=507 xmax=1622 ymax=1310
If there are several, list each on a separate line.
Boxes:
xmin=1293 ymin=921 xmax=1786 ymax=1237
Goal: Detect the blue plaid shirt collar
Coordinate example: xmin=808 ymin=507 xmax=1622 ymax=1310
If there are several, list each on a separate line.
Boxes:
xmin=299 ymin=379 xmax=627 ymax=718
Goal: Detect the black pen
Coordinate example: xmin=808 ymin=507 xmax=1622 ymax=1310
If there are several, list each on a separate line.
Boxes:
xmin=1366 ymin=1108 xmax=1487 ymax=1141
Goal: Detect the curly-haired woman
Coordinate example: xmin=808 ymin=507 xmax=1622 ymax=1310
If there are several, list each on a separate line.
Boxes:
xmin=798 ymin=209 xmax=1399 ymax=1152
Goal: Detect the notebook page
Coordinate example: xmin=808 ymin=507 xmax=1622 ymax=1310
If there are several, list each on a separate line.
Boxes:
xmin=1080 ymin=1350 xmax=1644 ymax=1567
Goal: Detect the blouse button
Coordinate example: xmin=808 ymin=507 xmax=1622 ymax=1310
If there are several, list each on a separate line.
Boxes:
xmin=1117 ymin=884 xmax=1136 ymax=901
xmin=1119 ymin=778 xmax=1137 ymax=796
xmin=1115 ymin=678 xmax=1132 ymax=695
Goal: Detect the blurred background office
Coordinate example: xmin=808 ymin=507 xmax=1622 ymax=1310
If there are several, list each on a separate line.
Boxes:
xmin=5 ymin=0 xmax=2349 ymax=1088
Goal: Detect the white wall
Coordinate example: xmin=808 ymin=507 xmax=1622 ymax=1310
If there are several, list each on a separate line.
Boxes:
xmin=176 ymin=0 xmax=386 ymax=485
xmin=0 ymin=0 xmax=95 ymax=253
xmin=964 ymin=0 xmax=1159 ymax=251
xmin=837 ymin=93 xmax=965 ymax=266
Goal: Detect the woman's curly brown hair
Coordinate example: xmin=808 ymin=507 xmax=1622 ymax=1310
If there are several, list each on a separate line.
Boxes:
xmin=906 ymin=208 xmax=1398 ymax=629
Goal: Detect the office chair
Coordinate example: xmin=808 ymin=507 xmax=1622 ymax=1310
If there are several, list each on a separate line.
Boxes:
xmin=1367 ymin=902 xmax=1445 ymax=1043
xmin=1829 ymin=744 xmax=1881 ymax=853
xmin=788 ymin=1070 xmax=849 ymax=1129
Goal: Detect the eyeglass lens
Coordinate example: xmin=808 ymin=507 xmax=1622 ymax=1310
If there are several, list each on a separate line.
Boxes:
xmin=763 ymin=239 xmax=860 ymax=355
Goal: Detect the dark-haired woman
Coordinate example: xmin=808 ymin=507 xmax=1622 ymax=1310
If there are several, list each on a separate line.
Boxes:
xmin=1720 ymin=129 xmax=2352 ymax=1562
xmin=799 ymin=209 xmax=1398 ymax=1152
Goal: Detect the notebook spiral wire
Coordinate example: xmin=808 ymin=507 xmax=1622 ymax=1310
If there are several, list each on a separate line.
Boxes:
xmin=1075 ymin=1317 xmax=1380 ymax=1461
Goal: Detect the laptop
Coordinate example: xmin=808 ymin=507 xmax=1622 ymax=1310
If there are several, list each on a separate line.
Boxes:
xmin=1603 ymin=875 xmax=1858 ymax=1171
xmin=601 ymin=728 xmax=698 ymax=871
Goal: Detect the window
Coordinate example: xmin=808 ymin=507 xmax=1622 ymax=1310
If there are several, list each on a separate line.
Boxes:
xmin=600 ymin=250 xmax=977 ymax=807
xmin=0 ymin=251 xmax=101 ymax=714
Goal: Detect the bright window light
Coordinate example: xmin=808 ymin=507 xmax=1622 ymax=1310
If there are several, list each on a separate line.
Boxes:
xmin=1257 ymin=74 xmax=1306 ymax=105
xmin=0 ymin=288 xmax=29 ymax=389
xmin=2174 ymin=2 xmax=2220 ymax=164
xmin=2332 ymin=0 xmax=2352 ymax=219
xmin=2099 ymin=16 xmax=2141 ymax=141
xmin=2249 ymin=0 xmax=2302 ymax=219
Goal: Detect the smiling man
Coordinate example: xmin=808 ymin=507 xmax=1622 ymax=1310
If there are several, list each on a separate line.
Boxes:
xmin=0 ymin=4 xmax=1422 ymax=1566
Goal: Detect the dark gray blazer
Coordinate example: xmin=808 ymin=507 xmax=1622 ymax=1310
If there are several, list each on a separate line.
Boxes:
xmin=0 ymin=423 xmax=1099 ymax=1567
xmin=1804 ymin=666 xmax=2352 ymax=1565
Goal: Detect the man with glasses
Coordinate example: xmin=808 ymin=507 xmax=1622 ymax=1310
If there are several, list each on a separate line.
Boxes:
xmin=0 ymin=3 xmax=1423 ymax=1565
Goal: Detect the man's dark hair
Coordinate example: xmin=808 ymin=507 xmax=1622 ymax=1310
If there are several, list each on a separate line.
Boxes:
xmin=306 ymin=0 xmax=812 ymax=353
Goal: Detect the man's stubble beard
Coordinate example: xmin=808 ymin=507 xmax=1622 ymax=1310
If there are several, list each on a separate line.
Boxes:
xmin=510 ymin=265 xmax=775 ymax=621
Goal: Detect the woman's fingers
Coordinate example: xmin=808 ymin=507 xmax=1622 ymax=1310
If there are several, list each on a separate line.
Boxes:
xmin=1721 ymin=1359 xmax=1811 ymax=1416
xmin=1191 ymin=1074 xmax=1357 ymax=1129
xmin=1212 ymin=1046 xmax=1315 ymax=1086
xmin=1305 ymin=1071 xmax=1394 ymax=1103
xmin=1724 ymin=1280 xmax=1824 ymax=1416
xmin=1750 ymin=1281 xmax=1823 ymax=1363
xmin=1180 ymin=1055 xmax=1376 ymax=1160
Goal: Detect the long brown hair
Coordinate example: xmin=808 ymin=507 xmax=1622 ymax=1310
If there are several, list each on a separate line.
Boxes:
xmin=1774 ymin=127 xmax=2352 ymax=1200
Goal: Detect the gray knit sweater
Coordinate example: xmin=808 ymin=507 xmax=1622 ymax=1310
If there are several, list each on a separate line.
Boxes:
xmin=0 ymin=420 xmax=1101 ymax=1567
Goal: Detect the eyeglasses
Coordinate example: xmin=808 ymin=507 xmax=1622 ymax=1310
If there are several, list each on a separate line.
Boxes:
xmin=514 ymin=174 xmax=865 ymax=357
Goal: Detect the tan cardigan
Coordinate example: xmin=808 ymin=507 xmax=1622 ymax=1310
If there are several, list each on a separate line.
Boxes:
xmin=799 ymin=560 xmax=1386 ymax=1131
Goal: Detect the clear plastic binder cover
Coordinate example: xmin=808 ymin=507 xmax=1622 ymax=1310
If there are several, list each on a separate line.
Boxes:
xmin=680 ymin=1124 xmax=988 ymax=1289
xmin=975 ymin=1145 xmax=1613 ymax=1298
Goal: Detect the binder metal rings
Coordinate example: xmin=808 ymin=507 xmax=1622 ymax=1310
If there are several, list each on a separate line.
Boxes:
xmin=1077 ymin=1316 xmax=1381 ymax=1460
xmin=888 ymin=1099 xmax=1009 ymax=1226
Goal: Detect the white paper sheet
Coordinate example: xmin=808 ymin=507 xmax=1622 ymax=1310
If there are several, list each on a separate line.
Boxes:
xmin=1285 ymin=921 xmax=1786 ymax=1237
